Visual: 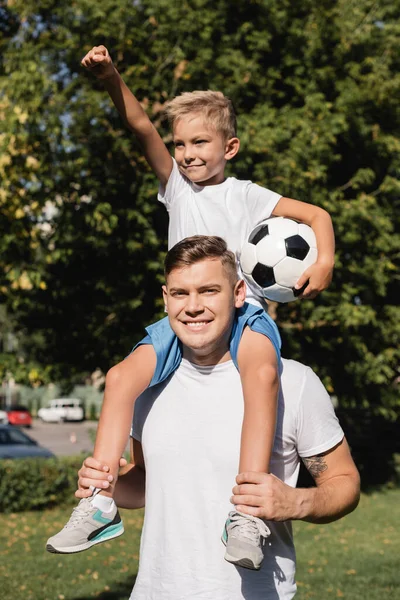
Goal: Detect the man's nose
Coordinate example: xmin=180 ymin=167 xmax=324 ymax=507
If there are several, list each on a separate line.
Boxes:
xmin=185 ymin=293 xmax=203 ymax=315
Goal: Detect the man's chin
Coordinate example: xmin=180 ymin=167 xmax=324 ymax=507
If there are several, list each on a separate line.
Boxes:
xmin=179 ymin=333 xmax=212 ymax=351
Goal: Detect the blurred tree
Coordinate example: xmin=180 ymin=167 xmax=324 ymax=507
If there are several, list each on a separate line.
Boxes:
xmin=0 ymin=1 xmax=399 ymax=443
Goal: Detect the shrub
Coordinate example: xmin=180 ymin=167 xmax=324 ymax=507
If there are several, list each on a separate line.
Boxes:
xmin=0 ymin=456 xmax=84 ymax=513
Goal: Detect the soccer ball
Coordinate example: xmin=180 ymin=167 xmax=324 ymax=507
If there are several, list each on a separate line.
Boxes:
xmin=240 ymin=217 xmax=318 ymax=303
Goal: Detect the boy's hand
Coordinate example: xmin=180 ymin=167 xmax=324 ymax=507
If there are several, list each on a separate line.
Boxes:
xmin=75 ymin=456 xmax=128 ymax=498
xmin=81 ymin=45 xmax=116 ymax=80
xmin=295 ymin=259 xmax=333 ymax=299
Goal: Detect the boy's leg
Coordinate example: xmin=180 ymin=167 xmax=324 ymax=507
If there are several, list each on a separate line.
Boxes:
xmin=223 ymin=327 xmax=279 ymax=570
xmin=46 ymin=345 xmax=156 ymax=554
xmin=91 ymin=345 xmax=155 ymax=496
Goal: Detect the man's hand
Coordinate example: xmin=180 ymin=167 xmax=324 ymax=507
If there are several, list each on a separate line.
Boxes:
xmin=295 ymin=258 xmax=334 ymax=299
xmin=231 ymin=472 xmax=301 ymax=521
xmin=81 ymin=45 xmax=116 ymax=80
xmin=76 ymin=456 xmax=127 ymax=499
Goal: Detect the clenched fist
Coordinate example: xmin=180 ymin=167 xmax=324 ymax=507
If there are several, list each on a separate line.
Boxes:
xmin=81 ymin=45 xmax=116 ymax=80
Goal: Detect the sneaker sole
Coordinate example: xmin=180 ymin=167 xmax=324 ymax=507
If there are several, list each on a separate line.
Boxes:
xmin=223 ymin=550 xmax=260 ymax=570
xmin=46 ymin=523 xmax=124 ymax=554
xmin=221 ymin=535 xmax=261 ymax=570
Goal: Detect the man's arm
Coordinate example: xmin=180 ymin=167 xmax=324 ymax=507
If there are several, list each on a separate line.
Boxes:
xmin=76 ymin=438 xmax=146 ymax=510
xmin=81 ymin=45 xmax=173 ymax=186
xmin=273 ymin=196 xmax=335 ymax=299
xmin=231 ymin=438 xmax=360 ymax=524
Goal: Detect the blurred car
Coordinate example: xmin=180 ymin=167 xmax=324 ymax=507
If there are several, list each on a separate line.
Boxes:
xmin=0 ymin=409 xmax=8 ymax=425
xmin=6 ymin=405 xmax=32 ymax=428
xmin=37 ymin=398 xmax=85 ymax=423
xmin=0 ymin=424 xmax=54 ymax=459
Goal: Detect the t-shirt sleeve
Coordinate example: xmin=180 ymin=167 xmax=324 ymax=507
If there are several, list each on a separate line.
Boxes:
xmin=131 ymin=379 xmax=171 ymax=442
xmin=296 ymin=367 xmax=344 ymax=458
xmin=157 ymin=157 xmax=191 ymax=210
xmin=131 ymin=413 xmax=142 ymax=442
xmin=131 ymin=397 xmax=143 ymax=442
xmin=245 ymin=182 xmax=282 ymax=226
xmin=131 ymin=389 xmax=153 ymax=442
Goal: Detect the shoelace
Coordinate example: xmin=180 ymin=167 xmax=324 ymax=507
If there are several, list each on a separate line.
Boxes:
xmin=227 ymin=511 xmax=270 ymax=544
xmin=64 ymin=498 xmax=94 ymax=529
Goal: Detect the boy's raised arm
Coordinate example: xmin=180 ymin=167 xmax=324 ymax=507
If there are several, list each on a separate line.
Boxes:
xmin=81 ymin=45 xmax=173 ymax=186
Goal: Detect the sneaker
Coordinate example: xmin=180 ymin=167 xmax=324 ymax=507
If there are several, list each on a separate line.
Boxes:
xmin=221 ymin=510 xmax=270 ymax=570
xmin=46 ymin=494 xmax=124 ymax=554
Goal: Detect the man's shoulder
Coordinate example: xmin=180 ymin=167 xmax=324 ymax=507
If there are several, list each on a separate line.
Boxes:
xmin=281 ymin=358 xmax=311 ymax=379
xmin=280 ymin=359 xmax=313 ymax=402
xmin=280 ymin=358 xmax=335 ymax=416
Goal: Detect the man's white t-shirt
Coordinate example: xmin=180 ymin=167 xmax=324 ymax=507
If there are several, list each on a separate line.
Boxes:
xmin=130 ymin=358 xmax=344 ymax=600
xmin=158 ymin=159 xmax=282 ymax=307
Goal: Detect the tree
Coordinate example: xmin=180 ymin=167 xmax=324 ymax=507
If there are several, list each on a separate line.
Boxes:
xmin=1 ymin=0 xmax=399 ymax=477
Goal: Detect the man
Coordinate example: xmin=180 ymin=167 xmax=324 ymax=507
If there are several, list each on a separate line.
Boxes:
xmin=77 ymin=235 xmax=360 ymax=600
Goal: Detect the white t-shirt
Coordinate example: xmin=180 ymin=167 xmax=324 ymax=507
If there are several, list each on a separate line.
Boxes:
xmin=130 ymin=358 xmax=344 ymax=600
xmin=158 ymin=159 xmax=282 ymax=307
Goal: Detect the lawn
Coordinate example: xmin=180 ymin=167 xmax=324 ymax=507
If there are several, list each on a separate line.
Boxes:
xmin=0 ymin=488 xmax=399 ymax=600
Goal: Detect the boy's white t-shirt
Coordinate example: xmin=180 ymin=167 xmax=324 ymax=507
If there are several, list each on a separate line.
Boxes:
xmin=158 ymin=159 xmax=281 ymax=306
xmin=158 ymin=158 xmax=281 ymax=252
xmin=130 ymin=358 xmax=344 ymax=600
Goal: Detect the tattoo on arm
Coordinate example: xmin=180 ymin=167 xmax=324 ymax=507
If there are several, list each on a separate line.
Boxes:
xmin=303 ymin=454 xmax=328 ymax=479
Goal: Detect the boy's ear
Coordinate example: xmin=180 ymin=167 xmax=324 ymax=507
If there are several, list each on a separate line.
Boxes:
xmin=225 ymin=137 xmax=240 ymax=161
xmin=234 ymin=279 xmax=246 ymax=308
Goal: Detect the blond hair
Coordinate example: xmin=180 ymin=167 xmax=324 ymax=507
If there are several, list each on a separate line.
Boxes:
xmin=163 ymin=91 xmax=237 ymax=140
xmin=165 ymin=235 xmax=238 ymax=287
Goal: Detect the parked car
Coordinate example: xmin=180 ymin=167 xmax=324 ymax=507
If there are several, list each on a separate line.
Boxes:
xmin=0 ymin=410 xmax=8 ymax=425
xmin=37 ymin=398 xmax=85 ymax=423
xmin=0 ymin=424 xmax=54 ymax=459
xmin=6 ymin=405 xmax=32 ymax=428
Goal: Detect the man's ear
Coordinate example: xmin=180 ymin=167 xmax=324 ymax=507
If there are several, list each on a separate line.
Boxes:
xmin=224 ymin=137 xmax=240 ymax=161
xmin=234 ymin=279 xmax=246 ymax=308
xmin=162 ymin=285 xmax=168 ymax=309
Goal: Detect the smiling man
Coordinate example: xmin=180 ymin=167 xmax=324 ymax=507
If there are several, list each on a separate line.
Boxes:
xmin=77 ymin=235 xmax=360 ymax=600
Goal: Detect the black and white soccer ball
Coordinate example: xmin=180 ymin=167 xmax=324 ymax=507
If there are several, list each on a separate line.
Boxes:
xmin=240 ymin=217 xmax=318 ymax=303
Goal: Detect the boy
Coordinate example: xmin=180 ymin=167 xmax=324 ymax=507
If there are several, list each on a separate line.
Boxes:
xmin=46 ymin=46 xmax=335 ymax=569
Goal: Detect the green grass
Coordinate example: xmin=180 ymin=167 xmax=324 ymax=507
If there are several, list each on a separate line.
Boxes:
xmin=0 ymin=489 xmax=399 ymax=599
xmin=0 ymin=507 xmax=144 ymax=600
xmin=294 ymin=488 xmax=400 ymax=599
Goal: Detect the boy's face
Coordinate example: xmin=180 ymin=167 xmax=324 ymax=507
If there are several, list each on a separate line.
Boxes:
xmin=163 ymin=258 xmax=246 ymax=366
xmin=173 ymin=114 xmax=239 ymax=186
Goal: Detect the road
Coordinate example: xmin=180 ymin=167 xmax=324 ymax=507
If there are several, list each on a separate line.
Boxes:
xmin=27 ymin=419 xmax=97 ymax=456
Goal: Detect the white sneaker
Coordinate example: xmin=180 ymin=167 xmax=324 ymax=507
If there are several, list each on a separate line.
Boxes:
xmin=46 ymin=493 xmax=124 ymax=554
xmin=222 ymin=510 xmax=270 ymax=570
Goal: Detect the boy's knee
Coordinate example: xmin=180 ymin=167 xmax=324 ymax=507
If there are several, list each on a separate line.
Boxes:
xmin=105 ymin=363 xmax=125 ymax=390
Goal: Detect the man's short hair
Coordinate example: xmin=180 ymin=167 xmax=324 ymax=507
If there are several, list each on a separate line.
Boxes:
xmin=164 ymin=235 xmax=238 ymax=286
xmin=163 ymin=91 xmax=237 ymax=140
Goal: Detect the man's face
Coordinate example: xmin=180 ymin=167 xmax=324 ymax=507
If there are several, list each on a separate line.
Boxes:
xmin=173 ymin=114 xmax=239 ymax=186
xmin=163 ymin=258 xmax=246 ymax=365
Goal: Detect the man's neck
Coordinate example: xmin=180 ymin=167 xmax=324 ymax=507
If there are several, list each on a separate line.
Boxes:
xmin=182 ymin=346 xmax=231 ymax=367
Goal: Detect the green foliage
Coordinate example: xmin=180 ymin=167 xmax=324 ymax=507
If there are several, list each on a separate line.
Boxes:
xmin=0 ymin=456 xmax=83 ymax=513
xmin=0 ymin=1 xmax=399 ymax=424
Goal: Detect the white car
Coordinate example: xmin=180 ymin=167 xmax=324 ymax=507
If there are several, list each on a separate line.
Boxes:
xmin=37 ymin=398 xmax=85 ymax=423
xmin=0 ymin=410 xmax=8 ymax=425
